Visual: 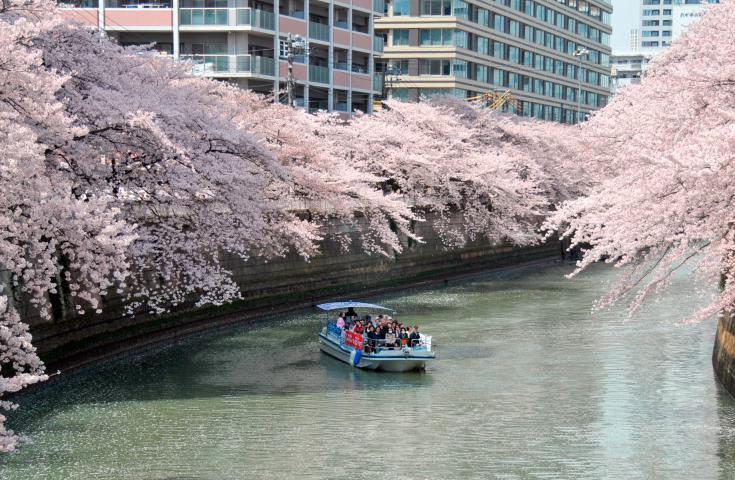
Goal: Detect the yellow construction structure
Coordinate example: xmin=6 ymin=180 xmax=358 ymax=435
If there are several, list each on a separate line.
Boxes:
xmin=466 ymin=89 xmax=520 ymax=112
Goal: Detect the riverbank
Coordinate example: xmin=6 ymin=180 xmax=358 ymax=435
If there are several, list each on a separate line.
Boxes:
xmin=713 ymin=312 xmax=735 ymax=397
xmin=27 ymin=224 xmax=561 ymax=376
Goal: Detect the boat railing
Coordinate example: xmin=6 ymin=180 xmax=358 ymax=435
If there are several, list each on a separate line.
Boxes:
xmin=326 ymin=322 xmax=432 ymax=353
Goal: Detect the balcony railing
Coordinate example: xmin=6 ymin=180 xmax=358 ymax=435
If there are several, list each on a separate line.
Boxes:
xmin=334 ymin=62 xmax=349 ymax=71
xmin=373 ymin=0 xmax=385 ymax=14
xmin=309 ymin=64 xmax=329 ymax=84
xmin=179 ymin=8 xmax=227 ymax=25
xmin=182 ymin=54 xmax=275 ymax=76
xmin=236 ymin=8 xmax=275 ymax=30
xmin=373 ymin=73 xmax=383 ymax=92
xmin=309 ymin=21 xmax=329 ymax=41
xmin=373 ymin=35 xmax=384 ymax=53
xmin=179 ymin=7 xmax=274 ymax=29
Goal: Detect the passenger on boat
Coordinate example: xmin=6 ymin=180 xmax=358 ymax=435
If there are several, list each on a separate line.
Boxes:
xmin=353 ymin=321 xmax=365 ymax=334
xmin=336 ymin=312 xmax=345 ymax=329
xmin=364 ymin=324 xmax=375 ymax=353
xmin=345 ymin=307 xmax=358 ymax=320
xmin=385 ymin=326 xmax=397 ymax=349
xmin=399 ymin=328 xmax=409 ymax=346
xmin=409 ymin=326 xmax=421 ymax=346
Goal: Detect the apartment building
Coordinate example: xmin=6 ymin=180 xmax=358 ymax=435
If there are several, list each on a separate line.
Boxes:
xmin=638 ymin=0 xmax=718 ymax=53
xmin=374 ymin=0 xmax=613 ymax=123
xmin=59 ymin=0 xmax=386 ymax=113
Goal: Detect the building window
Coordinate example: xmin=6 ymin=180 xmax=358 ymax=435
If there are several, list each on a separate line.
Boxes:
xmin=476 ymin=64 xmax=488 ymax=83
xmin=475 ymin=36 xmax=490 ymax=55
xmin=476 ymin=7 xmax=490 ymax=26
xmin=393 ymin=0 xmax=409 ymax=15
xmin=642 ymin=30 xmax=659 ymax=37
xmin=419 ymin=28 xmax=452 ymax=45
xmin=420 ymin=0 xmax=451 ymax=16
xmin=392 ymin=29 xmax=409 ymax=45
xmin=642 ymin=9 xmax=660 ymax=15
xmin=642 ymin=20 xmax=659 ymax=26
xmin=452 ymin=59 xmax=468 ymax=78
xmin=642 ymin=40 xmax=659 ymax=47
xmin=493 ymin=41 xmax=506 ymax=59
xmin=418 ymin=59 xmax=451 ymax=75
xmin=388 ymin=59 xmax=409 ymax=74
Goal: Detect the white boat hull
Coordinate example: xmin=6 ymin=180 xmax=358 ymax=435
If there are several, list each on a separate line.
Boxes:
xmin=319 ymin=332 xmax=434 ymax=372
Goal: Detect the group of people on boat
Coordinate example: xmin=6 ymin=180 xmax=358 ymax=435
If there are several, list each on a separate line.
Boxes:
xmin=334 ymin=310 xmax=422 ymax=353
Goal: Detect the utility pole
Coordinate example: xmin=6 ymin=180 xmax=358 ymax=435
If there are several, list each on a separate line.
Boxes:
xmin=383 ymin=65 xmax=401 ymax=99
xmin=281 ymin=34 xmax=309 ymax=108
xmin=573 ymin=47 xmax=589 ymax=124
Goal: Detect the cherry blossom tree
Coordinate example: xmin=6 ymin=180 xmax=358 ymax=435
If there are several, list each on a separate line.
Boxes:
xmin=0 ymin=0 xmax=572 ymax=450
xmin=545 ymin=0 xmax=735 ymax=321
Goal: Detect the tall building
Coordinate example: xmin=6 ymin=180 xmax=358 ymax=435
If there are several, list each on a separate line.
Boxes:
xmin=374 ymin=0 xmax=613 ymax=123
xmin=609 ymin=51 xmax=649 ymax=93
xmin=59 ymin=0 xmax=386 ymax=113
xmin=638 ymin=0 xmax=718 ymax=53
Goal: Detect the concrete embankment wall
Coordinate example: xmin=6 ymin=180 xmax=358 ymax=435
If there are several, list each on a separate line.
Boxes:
xmin=21 ymin=215 xmax=561 ymax=372
xmin=713 ymin=312 xmax=735 ymax=396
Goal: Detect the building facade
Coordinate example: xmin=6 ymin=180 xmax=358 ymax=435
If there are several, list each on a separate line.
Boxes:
xmin=374 ymin=0 xmax=613 ymax=123
xmin=59 ymin=0 xmax=385 ymax=113
xmin=638 ymin=0 xmax=718 ymax=53
xmin=609 ymin=52 xmax=649 ymax=94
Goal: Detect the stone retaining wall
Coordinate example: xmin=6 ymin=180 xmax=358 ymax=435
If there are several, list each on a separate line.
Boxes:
xmin=20 ymin=214 xmax=561 ymax=371
xmin=713 ymin=312 xmax=735 ymax=396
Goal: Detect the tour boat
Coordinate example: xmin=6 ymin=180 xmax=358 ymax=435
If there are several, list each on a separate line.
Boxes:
xmin=317 ymin=301 xmax=435 ymax=372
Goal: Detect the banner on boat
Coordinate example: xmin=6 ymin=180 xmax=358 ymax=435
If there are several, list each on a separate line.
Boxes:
xmin=345 ymin=331 xmax=363 ymax=350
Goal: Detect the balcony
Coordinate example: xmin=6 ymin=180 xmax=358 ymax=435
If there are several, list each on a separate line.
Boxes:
xmin=182 ymin=54 xmax=275 ymax=76
xmin=309 ymin=21 xmax=329 ymax=41
xmin=236 ymin=8 xmax=275 ymax=30
xmin=179 ymin=7 xmax=227 ymax=25
xmin=373 ymin=35 xmax=384 ymax=53
xmin=309 ymin=64 xmax=329 ymax=84
xmin=373 ymin=73 xmax=382 ymax=92
xmin=178 ymin=7 xmax=274 ymax=29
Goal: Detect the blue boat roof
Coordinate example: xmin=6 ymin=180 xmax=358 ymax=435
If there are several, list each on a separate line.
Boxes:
xmin=316 ymin=301 xmax=394 ymax=312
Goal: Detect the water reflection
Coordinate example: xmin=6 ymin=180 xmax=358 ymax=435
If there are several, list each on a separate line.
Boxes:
xmin=2 ymin=262 xmax=735 ymax=479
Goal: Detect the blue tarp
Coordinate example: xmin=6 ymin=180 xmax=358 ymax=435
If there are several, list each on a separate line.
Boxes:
xmin=316 ymin=301 xmax=394 ymax=312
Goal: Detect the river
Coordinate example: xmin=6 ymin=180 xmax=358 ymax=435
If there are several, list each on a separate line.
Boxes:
xmin=2 ymin=262 xmax=735 ymax=479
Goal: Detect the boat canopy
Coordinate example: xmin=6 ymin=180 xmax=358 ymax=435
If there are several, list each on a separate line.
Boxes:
xmin=316 ymin=301 xmax=394 ymax=312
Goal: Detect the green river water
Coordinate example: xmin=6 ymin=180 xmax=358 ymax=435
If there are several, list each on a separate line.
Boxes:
xmin=2 ymin=262 xmax=735 ymax=479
